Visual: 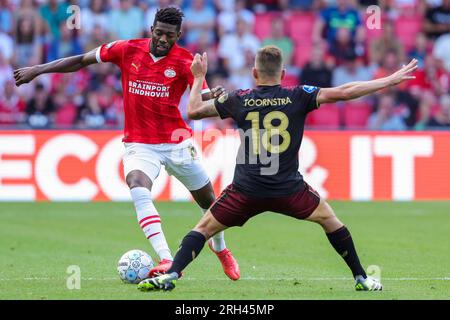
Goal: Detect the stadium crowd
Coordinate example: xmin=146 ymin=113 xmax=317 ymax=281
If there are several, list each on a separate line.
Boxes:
xmin=1 ymin=0 xmax=450 ymax=130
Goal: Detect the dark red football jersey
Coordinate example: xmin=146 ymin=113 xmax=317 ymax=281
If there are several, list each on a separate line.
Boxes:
xmin=96 ymin=38 xmax=210 ymax=144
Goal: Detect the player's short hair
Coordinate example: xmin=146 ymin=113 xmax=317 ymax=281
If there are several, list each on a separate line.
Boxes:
xmin=255 ymin=45 xmax=283 ymax=78
xmin=154 ymin=7 xmax=184 ymax=31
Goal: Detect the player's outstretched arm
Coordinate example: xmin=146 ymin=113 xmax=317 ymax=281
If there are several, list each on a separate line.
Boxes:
xmin=188 ymin=52 xmax=220 ymax=120
xmin=317 ymin=59 xmax=418 ymax=105
xmin=14 ymin=48 xmax=99 ymax=87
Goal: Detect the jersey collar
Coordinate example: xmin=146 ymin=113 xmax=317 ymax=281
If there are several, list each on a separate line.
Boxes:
xmin=256 ymin=84 xmax=281 ymax=89
xmin=148 ymin=38 xmax=176 ymax=63
xmin=149 ymin=53 xmax=166 ymax=62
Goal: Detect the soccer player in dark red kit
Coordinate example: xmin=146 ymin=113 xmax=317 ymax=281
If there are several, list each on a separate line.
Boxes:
xmin=14 ymin=7 xmax=240 ymax=280
xmin=138 ymin=46 xmax=418 ymax=292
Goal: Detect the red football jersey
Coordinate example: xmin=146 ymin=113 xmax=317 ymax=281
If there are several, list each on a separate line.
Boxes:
xmin=95 ymin=38 xmax=210 ymax=144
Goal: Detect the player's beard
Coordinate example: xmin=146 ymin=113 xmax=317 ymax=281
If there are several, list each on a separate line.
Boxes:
xmin=151 ymin=42 xmax=171 ymax=57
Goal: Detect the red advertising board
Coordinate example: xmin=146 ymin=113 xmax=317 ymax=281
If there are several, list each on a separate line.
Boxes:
xmin=0 ymin=130 xmax=449 ymax=201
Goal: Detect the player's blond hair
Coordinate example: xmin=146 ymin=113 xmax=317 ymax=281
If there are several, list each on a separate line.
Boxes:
xmin=255 ymin=46 xmax=283 ymax=78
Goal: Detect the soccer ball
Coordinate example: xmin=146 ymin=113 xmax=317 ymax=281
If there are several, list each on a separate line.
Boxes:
xmin=117 ymin=249 xmax=154 ymax=284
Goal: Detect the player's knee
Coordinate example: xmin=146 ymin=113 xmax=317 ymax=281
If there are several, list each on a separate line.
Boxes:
xmin=310 ymin=201 xmax=344 ymax=231
xmin=126 ymin=171 xmax=152 ymax=190
xmin=308 ymin=200 xmax=336 ymax=224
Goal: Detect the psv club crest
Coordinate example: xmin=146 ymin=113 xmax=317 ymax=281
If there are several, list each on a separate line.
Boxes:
xmin=164 ymin=68 xmax=176 ymax=78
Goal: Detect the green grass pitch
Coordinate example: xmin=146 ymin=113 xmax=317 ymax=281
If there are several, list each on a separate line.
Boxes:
xmin=0 ymin=201 xmax=448 ymax=300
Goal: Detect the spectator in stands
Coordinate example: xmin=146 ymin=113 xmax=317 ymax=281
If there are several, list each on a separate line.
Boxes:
xmin=433 ymin=33 xmax=450 ymax=72
xmin=373 ymin=49 xmax=408 ymax=91
xmin=248 ymin=0 xmax=281 ymax=12
xmin=0 ymin=0 xmax=12 ymax=34
xmin=39 ymin=0 xmax=70 ymax=39
xmin=332 ymin=51 xmax=372 ymax=87
xmin=218 ymin=17 xmax=260 ymax=73
xmin=329 ymin=27 xmax=358 ymax=66
xmin=47 ymin=23 xmax=83 ymax=61
xmin=84 ymin=24 xmax=110 ymax=52
xmin=408 ymin=32 xmax=428 ymax=70
xmin=426 ymin=94 xmax=450 ymax=128
xmin=0 ymin=28 xmax=13 ymax=62
xmin=300 ymin=41 xmax=333 ymax=88
xmin=77 ymin=91 xmax=107 ymax=129
xmin=0 ymin=79 xmax=25 ymax=125
xmin=313 ymin=0 xmax=363 ymax=46
xmin=414 ymin=90 xmax=437 ymax=129
xmin=367 ymin=93 xmax=407 ymax=130
xmin=0 ymin=52 xmax=13 ymax=90
xmin=26 ymin=82 xmax=55 ymax=129
xmin=80 ymin=0 xmax=109 ymax=38
xmin=3 ymin=0 xmax=448 ymax=131
xmin=217 ymin=0 xmax=254 ymax=37
xmin=424 ymin=0 xmax=450 ymax=39
xmin=369 ymin=20 xmax=405 ymax=67
xmin=359 ymin=0 xmax=380 ymax=6
xmin=15 ymin=0 xmax=42 ymax=29
xmin=98 ymin=81 xmax=123 ymax=127
xmin=14 ymin=13 xmax=42 ymax=67
xmin=228 ymin=47 xmax=256 ymax=89
xmin=262 ymin=17 xmax=294 ymax=67
xmin=416 ymin=93 xmax=450 ymax=129
xmin=280 ymin=0 xmax=316 ymax=11
xmin=373 ymin=48 xmax=424 ymax=128
xmin=109 ymin=0 xmax=144 ymax=40
xmin=381 ymin=0 xmax=423 ymax=17
xmin=14 ymin=0 xmax=43 ymax=64
xmin=184 ymin=0 xmax=216 ymax=45
xmin=188 ymin=31 xmax=225 ymax=77
xmin=407 ymin=55 xmax=447 ymax=97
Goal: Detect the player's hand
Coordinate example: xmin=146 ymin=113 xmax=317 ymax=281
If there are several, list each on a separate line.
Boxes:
xmin=388 ymin=59 xmax=418 ymax=86
xmin=191 ymin=52 xmax=208 ymax=78
xmin=211 ymin=85 xmax=225 ymax=99
xmin=14 ymin=66 xmax=39 ymax=87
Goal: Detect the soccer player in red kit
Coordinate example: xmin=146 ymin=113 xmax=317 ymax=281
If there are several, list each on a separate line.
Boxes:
xmin=14 ymin=7 xmax=240 ymax=280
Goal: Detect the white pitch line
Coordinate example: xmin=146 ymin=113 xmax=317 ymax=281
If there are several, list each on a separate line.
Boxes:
xmin=0 ymin=277 xmax=449 ymax=281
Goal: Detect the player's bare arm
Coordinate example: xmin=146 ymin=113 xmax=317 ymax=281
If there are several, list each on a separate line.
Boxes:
xmin=317 ymin=59 xmax=418 ymax=105
xmin=188 ymin=52 xmax=220 ymax=120
xmin=14 ymin=48 xmax=99 ymax=87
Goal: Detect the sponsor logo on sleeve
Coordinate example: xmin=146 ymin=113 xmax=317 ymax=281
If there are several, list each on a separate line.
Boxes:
xmin=218 ymin=93 xmax=229 ymax=104
xmin=302 ymin=85 xmax=318 ymax=93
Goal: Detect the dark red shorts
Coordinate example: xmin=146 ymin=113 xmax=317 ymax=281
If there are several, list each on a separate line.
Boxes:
xmin=210 ymin=181 xmax=321 ymax=227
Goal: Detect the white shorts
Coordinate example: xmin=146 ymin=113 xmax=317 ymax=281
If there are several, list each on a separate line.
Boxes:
xmin=122 ymin=139 xmax=210 ymax=191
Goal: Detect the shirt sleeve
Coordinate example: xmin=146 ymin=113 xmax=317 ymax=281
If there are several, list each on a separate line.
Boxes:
xmin=214 ymin=91 xmax=238 ymax=120
xmin=297 ymin=85 xmax=321 ymax=114
xmin=95 ymin=40 xmax=128 ymax=66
